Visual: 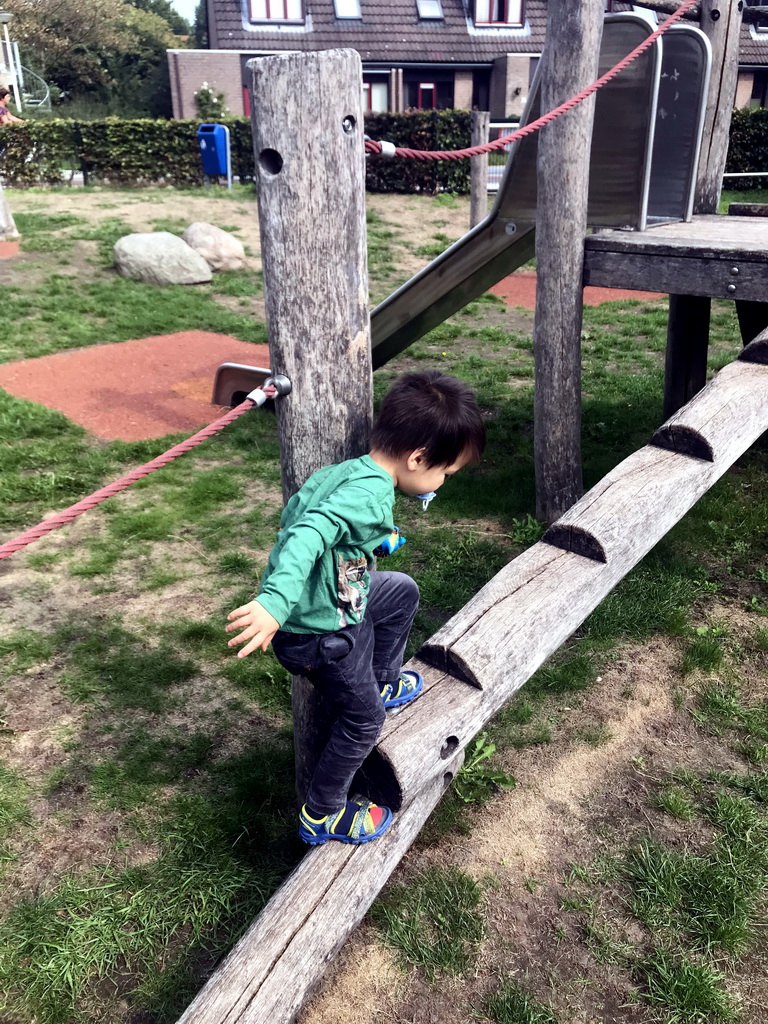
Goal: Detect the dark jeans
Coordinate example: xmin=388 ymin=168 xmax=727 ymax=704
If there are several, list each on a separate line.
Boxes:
xmin=271 ymin=571 xmax=419 ymax=815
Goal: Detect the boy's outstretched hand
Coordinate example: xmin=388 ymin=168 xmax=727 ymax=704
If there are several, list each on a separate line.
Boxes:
xmin=225 ymin=600 xmax=280 ymax=658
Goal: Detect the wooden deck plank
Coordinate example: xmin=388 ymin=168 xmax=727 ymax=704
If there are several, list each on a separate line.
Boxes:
xmin=583 ymin=215 xmax=768 ymax=302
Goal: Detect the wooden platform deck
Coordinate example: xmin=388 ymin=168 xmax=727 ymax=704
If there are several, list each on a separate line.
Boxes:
xmin=583 ymin=214 xmax=768 ymax=302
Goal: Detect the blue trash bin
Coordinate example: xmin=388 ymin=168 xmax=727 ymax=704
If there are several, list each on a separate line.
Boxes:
xmin=197 ymin=123 xmax=230 ymax=177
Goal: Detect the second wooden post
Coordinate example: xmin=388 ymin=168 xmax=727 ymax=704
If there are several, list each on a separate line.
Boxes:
xmin=249 ymin=49 xmax=372 ymax=805
xmin=533 ymin=0 xmax=603 ymax=523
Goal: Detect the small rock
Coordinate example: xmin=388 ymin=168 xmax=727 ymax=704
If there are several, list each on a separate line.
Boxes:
xmin=113 ymin=232 xmax=212 ymax=286
xmin=182 ymin=222 xmax=246 ymax=272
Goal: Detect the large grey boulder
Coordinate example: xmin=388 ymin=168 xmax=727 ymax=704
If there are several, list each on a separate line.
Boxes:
xmin=113 ymin=232 xmax=213 ymax=286
xmin=182 ymin=222 xmax=247 ymax=272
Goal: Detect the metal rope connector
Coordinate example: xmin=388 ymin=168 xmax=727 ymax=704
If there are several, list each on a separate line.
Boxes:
xmin=379 ymin=140 xmax=396 ymax=158
xmin=247 ymin=373 xmax=292 ymax=406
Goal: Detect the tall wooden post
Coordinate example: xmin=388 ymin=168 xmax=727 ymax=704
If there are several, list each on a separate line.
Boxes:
xmin=695 ymin=0 xmax=742 ymax=214
xmin=249 ymin=49 xmax=372 ymax=806
xmin=665 ymin=0 xmax=743 ymax=418
xmin=533 ymin=0 xmax=603 ymax=523
xmin=470 ymin=110 xmax=490 ymax=229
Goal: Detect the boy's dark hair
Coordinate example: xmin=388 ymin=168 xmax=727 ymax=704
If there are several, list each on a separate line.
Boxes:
xmin=370 ymin=370 xmax=485 ymax=467
xmin=0 ymin=89 xmax=9 ymax=101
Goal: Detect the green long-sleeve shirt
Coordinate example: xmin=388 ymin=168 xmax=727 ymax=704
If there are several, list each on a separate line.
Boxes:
xmin=255 ymin=455 xmax=395 ymax=634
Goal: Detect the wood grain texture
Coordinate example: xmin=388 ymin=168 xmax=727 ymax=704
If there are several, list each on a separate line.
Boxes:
xmin=694 ymin=0 xmax=743 ymax=214
xmin=249 ymin=49 xmax=372 ymax=502
xmin=583 ymin=249 xmax=768 ymax=302
xmin=543 ymin=358 xmax=768 ymax=562
xmin=175 ymin=752 xmax=463 ymax=1024
xmin=470 ymin=111 xmax=490 ymax=230
xmin=584 ymin=215 xmax=768 ymax=257
xmin=248 ymin=50 xmax=372 ymax=806
xmin=533 ymin=0 xmax=603 ymax=522
xmin=664 ymin=294 xmax=710 ymax=419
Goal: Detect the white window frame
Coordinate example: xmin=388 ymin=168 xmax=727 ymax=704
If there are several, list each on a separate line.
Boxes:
xmin=334 ymin=0 xmax=361 ymax=18
xmin=417 ymin=82 xmax=436 ymax=109
xmin=250 ymin=0 xmax=304 ymax=23
xmin=416 ymin=0 xmax=444 ymax=19
xmin=474 ymin=0 xmax=524 ymax=28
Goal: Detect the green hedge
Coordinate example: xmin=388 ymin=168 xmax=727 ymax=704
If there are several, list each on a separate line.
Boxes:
xmin=364 ymin=110 xmax=472 ymax=193
xmin=3 ymin=108 xmax=768 ymax=194
xmin=726 ymin=107 xmax=768 ymax=190
xmin=0 ymin=112 xmax=472 ymax=192
xmin=0 ymin=118 xmax=255 ymax=188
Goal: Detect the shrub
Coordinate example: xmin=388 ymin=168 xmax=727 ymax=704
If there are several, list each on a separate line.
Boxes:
xmin=726 ymin=106 xmax=768 ymax=190
xmin=0 ymin=111 xmax=473 ymax=192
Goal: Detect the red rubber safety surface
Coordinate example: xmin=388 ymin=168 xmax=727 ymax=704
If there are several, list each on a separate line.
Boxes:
xmin=0 ymin=331 xmax=270 ymax=441
xmin=0 ymin=240 xmax=20 ymax=259
xmin=491 ymin=272 xmax=665 ymax=310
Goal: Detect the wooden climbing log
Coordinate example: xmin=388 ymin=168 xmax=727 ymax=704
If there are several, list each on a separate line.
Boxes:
xmin=177 ymin=340 xmax=768 ymax=1024
xmin=248 ymin=49 xmax=373 ymax=806
xmin=379 ymin=345 xmax=768 ymax=803
xmin=176 ymin=750 xmax=463 ymax=1024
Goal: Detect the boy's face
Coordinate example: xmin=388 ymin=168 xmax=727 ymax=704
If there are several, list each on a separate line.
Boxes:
xmin=398 ymin=448 xmax=471 ymax=498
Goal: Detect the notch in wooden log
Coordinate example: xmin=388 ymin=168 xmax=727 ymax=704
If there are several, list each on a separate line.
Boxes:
xmin=416 ymin=642 xmax=484 ymax=689
xmin=650 ymin=424 xmax=714 ymax=461
xmin=541 ymin=523 xmax=607 ymax=563
xmin=739 ymin=335 xmax=768 ymax=365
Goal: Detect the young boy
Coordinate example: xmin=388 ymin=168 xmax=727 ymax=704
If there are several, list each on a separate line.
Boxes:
xmin=225 ymin=370 xmax=485 ymax=845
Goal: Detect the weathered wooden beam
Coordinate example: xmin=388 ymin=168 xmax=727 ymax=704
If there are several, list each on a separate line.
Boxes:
xmin=695 ymin=0 xmax=742 ymax=215
xmin=176 ymin=751 xmax=463 ymax=1024
xmin=533 ymin=0 xmax=603 ymax=523
xmin=177 ymin=344 xmax=768 ymax=1024
xmin=249 ymin=49 xmax=372 ymax=806
xmin=664 ymin=294 xmax=710 ymax=419
xmin=728 ymin=203 xmax=768 ymax=217
xmin=470 ymin=111 xmax=490 ymax=230
xmin=633 ymin=0 xmax=768 ymax=23
xmin=583 ymin=248 xmax=768 ymax=302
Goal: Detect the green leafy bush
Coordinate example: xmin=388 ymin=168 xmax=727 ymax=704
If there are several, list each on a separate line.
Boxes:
xmin=726 ymin=107 xmax=768 ymax=190
xmin=0 ymin=111 xmax=473 ymax=192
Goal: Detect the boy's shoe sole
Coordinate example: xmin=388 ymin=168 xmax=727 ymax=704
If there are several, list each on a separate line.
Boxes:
xmin=299 ymin=799 xmax=393 ymax=845
xmin=381 ymin=669 xmax=424 ymax=710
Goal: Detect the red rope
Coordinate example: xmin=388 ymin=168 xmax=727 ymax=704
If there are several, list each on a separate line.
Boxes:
xmin=365 ymin=0 xmax=698 ymax=162
xmin=0 ymin=391 xmax=274 ymax=561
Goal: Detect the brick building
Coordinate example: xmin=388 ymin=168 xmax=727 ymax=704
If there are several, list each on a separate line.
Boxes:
xmin=168 ymin=0 xmax=547 ymax=120
xmin=167 ymin=1 xmax=768 ymax=121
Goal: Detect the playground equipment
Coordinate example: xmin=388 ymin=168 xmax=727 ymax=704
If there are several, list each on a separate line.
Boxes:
xmin=370 ymin=11 xmax=711 ymax=367
xmin=179 ymin=325 xmax=768 ymax=1023
xmin=175 ymin=1 xmax=768 ymax=1019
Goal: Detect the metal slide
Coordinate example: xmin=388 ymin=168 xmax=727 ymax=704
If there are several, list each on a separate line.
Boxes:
xmin=370 ymin=13 xmax=710 ymax=369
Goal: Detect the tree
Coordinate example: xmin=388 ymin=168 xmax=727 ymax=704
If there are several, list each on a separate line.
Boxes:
xmin=193 ymin=0 xmax=209 ymax=48
xmin=5 ymin=0 xmax=181 ymax=115
xmin=5 ymin=0 xmax=132 ymax=90
xmin=130 ymin=0 xmax=191 ymax=36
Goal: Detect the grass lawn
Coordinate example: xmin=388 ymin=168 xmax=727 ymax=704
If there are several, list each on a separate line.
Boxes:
xmin=0 ymin=184 xmax=767 ymax=1024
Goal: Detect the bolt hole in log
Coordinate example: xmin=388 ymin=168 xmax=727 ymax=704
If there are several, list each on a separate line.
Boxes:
xmin=440 ymin=735 xmax=459 ymax=759
xmin=443 ymin=772 xmax=454 ymax=786
xmin=342 ymin=115 xmax=356 ymax=134
xmin=259 ymin=148 xmax=283 ymax=174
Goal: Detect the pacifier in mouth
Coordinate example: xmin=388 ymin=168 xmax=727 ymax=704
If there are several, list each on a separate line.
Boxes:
xmin=415 ymin=491 xmax=436 ymax=512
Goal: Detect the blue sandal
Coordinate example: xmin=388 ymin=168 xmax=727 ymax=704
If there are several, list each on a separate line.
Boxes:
xmin=380 ymin=669 xmax=424 ymax=710
xmin=298 ymin=798 xmax=393 ymax=845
